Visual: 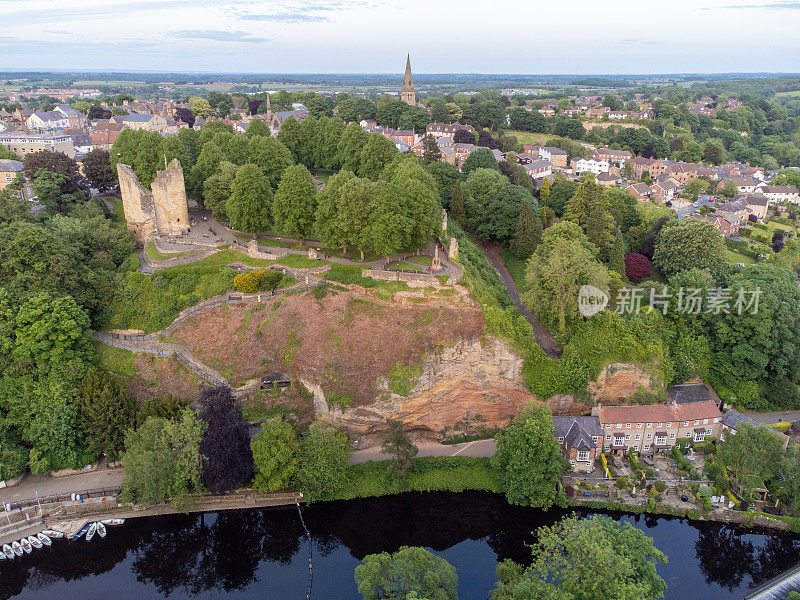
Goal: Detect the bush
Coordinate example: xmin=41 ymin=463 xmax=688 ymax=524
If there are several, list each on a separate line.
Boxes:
xmin=624 ymin=253 xmax=651 ymax=282
xmin=615 ymin=477 xmax=627 ymax=490
xmin=387 ymin=362 xmax=423 ymax=397
xmin=234 ymin=268 xmax=285 ymax=293
xmin=687 ymin=509 xmax=701 ymax=520
xmin=654 ymin=480 xmax=666 ymax=493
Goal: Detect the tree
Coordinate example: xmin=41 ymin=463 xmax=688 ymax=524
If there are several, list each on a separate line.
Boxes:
xmin=652 ymin=219 xmax=727 ymax=281
xmin=510 ymin=199 xmax=542 ymax=259
xmin=197 ymin=385 xmax=254 ymax=494
xmin=524 ymin=222 xmax=611 ymax=334
xmin=272 ymin=164 xmax=317 ymax=240
xmin=188 ymin=96 xmax=213 ymax=119
xmin=491 ymin=403 xmax=568 ymax=508
xmin=424 ymin=161 xmax=461 ymax=207
xmin=462 ymin=147 xmax=499 ymax=176
xmin=539 ymin=177 xmax=551 ymax=203
xmin=381 ymin=419 xmax=418 ymax=485
xmin=27 ymin=403 xmax=94 ymax=475
xmin=778 ymin=444 xmax=800 ymax=512
xmin=683 ymin=178 xmax=710 ymax=201
xmin=247 ymin=135 xmax=294 ymax=189
xmin=719 ymin=181 xmax=738 ymax=199
xmin=449 ymin=180 xmax=466 ymax=225
xmin=421 ymin=135 xmax=441 ymax=163
xmin=718 ymin=422 xmax=785 ymax=495
xmin=354 ymin=546 xmax=458 ymax=600
xmin=702 ymin=140 xmax=726 ymax=165
xmin=32 ymin=170 xmax=84 ymax=213
xmin=518 ymin=514 xmax=668 ymax=600
xmin=202 ymin=160 xmax=237 ymax=220
xmin=624 ymin=253 xmax=652 ymax=282
xmin=315 ymin=170 xmax=358 ymax=251
xmin=250 ymin=419 xmax=299 ymax=492
xmin=563 ymin=181 xmax=614 ymax=257
xmin=88 ymin=104 xmax=111 ymax=119
xmin=120 ymin=409 xmax=206 ymax=508
xmin=359 ymin=134 xmax=397 ymax=180
xmin=23 ymin=149 xmax=79 ymax=181
xmin=79 ymin=368 xmax=136 ymax=462
xmin=293 ymin=420 xmax=352 ymax=501
xmin=545 ymin=179 xmax=578 ymax=217
xmin=608 ymin=231 xmax=626 ymax=276
xmin=453 ymin=128 xmax=475 ymax=144
xmin=175 ymin=107 xmax=195 ymax=127
xmin=227 ymin=163 xmax=273 ymax=232
xmin=463 ymin=167 xmax=508 ymax=230
xmin=82 ymin=149 xmax=116 ymax=191
xmin=476 ymin=184 xmax=535 ymax=242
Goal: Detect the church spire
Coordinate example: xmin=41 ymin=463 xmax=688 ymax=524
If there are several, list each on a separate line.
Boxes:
xmin=401 ymin=54 xmax=416 ymax=106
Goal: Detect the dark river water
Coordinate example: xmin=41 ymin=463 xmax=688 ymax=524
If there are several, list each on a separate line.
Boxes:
xmin=1 ymin=491 xmax=799 ymax=600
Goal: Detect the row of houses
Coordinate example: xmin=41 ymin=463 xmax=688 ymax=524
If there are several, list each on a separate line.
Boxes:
xmin=553 ymin=383 xmax=787 ymax=472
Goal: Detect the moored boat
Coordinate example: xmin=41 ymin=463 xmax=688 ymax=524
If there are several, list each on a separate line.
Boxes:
xmin=41 ymin=529 xmax=64 ymax=538
xmin=20 ymin=538 xmax=32 ymax=553
xmin=27 ymin=535 xmax=42 ymax=550
xmin=72 ymin=523 xmax=91 ymax=540
xmin=36 ymin=532 xmax=51 ymax=546
xmin=100 ymin=519 xmax=125 ymax=526
xmin=96 ymin=522 xmax=106 ymax=538
xmin=85 ymin=522 xmax=97 ymax=542
xmin=4 ymin=543 xmax=16 ymax=558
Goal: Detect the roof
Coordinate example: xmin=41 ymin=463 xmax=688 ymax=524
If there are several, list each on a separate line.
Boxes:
xmin=668 ymin=383 xmax=719 ymax=405
xmin=113 ymin=113 xmax=158 ymax=123
xmin=759 ymin=185 xmax=798 ymax=194
xmin=720 ymin=409 xmax=759 ymax=431
xmin=627 ymin=183 xmax=650 ymax=194
xmin=599 ymin=400 xmax=722 ymax=425
xmin=0 ymin=159 xmax=23 ymax=172
xmin=553 ymin=416 xmax=601 ymax=450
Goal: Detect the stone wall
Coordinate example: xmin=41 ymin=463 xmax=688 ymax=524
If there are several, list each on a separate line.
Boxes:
xmin=116 ymin=159 xmax=189 ymax=244
xmin=363 ymin=269 xmax=440 ymax=285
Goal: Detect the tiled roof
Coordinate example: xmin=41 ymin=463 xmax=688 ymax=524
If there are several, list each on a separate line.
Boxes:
xmin=0 ymin=159 xmax=23 ymax=172
xmin=599 ymin=400 xmax=722 ymax=425
xmin=667 ymin=383 xmax=718 ymax=405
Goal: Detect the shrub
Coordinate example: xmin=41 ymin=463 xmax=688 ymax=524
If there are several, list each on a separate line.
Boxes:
xmin=233 ymin=271 xmax=259 ymax=293
xmin=769 ymin=421 xmax=791 ymax=434
xmin=387 ymin=362 xmax=424 ymax=396
xmin=624 ymin=253 xmax=651 ymax=282
xmin=654 ymin=480 xmax=666 ymax=493
xmin=615 ymin=477 xmax=627 ymax=490
xmin=687 ymin=509 xmax=701 ymax=520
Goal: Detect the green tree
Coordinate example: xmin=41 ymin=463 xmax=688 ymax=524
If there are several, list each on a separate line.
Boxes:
xmin=424 ymin=161 xmax=461 ymax=207
xmin=315 ymin=170 xmax=358 ymax=252
xmin=32 ymin=170 xmax=84 ymax=214
xmin=188 ymin=96 xmax=213 ymax=118
xmin=449 ymin=180 xmax=466 ymax=225
xmin=79 ymin=368 xmax=136 ymax=462
xmin=778 ymin=444 xmax=800 ymax=512
xmin=244 ymin=118 xmax=270 ymax=138
xmin=250 ymin=419 xmax=299 ymax=492
xmin=510 ymin=199 xmax=542 ymax=259
xmin=422 ymin=134 xmax=441 ymax=163
xmin=491 ymin=403 xmax=568 ymax=508
xmin=381 ymin=419 xmax=418 ymax=485
xmin=545 ymin=179 xmax=578 ymax=217
xmin=683 ymin=178 xmax=710 ymax=201
xmin=521 ymin=514 xmax=668 ymax=600
xmin=359 ymin=134 xmax=397 ymax=180
xmin=463 ymin=167 xmax=508 ymax=230
xmin=337 ymin=123 xmax=370 ymax=172
xmin=202 ymin=160 xmax=237 ymax=219
xmin=491 ymin=559 xmax=572 ymax=600
xmin=247 ymin=135 xmax=294 ymax=189
xmin=462 ymin=147 xmax=499 ymax=176
xmin=354 ymin=546 xmax=458 ymax=600
xmin=82 ymin=149 xmax=116 ymax=191
xmin=702 ymin=139 xmax=726 ymax=165
xmin=293 ymin=420 xmax=352 ymax=501
xmin=120 ymin=409 xmax=206 ymax=508
xmin=608 ymin=231 xmax=626 ymax=276
xmin=563 ymin=181 xmax=614 ymax=257
xmin=652 ymin=219 xmax=727 ymax=281
xmin=539 ymin=177 xmax=551 ymax=203
xmin=476 ymin=184 xmax=535 ymax=242
xmin=227 ymin=163 xmax=273 ymax=233
xmin=718 ymin=422 xmax=785 ymax=494
xmin=27 ymin=403 xmax=94 ymax=474
xmin=524 ymin=222 xmax=610 ymax=334
xmin=272 ymin=164 xmax=317 ymax=239
xmin=337 ymin=176 xmax=375 ymax=260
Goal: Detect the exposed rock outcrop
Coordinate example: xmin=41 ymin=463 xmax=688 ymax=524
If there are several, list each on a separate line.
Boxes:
xmin=588 ymin=362 xmax=659 ymax=404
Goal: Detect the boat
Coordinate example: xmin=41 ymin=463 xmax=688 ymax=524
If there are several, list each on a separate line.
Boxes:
xmin=100 ymin=519 xmax=125 ymax=526
xmin=85 ymin=522 xmax=97 ymax=542
xmin=36 ymin=533 xmax=52 ymax=546
xmin=11 ymin=541 xmax=22 ymax=556
xmin=27 ymin=535 xmax=42 ymax=550
xmin=0 ymin=551 xmax=4 ymax=560
xmin=72 ymin=523 xmax=91 ymax=540
xmin=96 ymin=522 xmax=106 ymax=538
xmin=41 ymin=529 xmax=64 ymax=539
xmin=3 ymin=543 xmax=15 ymax=559
xmin=20 ymin=538 xmax=32 ymax=553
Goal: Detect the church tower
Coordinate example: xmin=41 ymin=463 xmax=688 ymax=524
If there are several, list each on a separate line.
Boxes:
xmin=401 ymin=54 xmax=416 ymax=106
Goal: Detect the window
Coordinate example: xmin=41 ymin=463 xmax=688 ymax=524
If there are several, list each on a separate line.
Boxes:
xmin=617 ymin=423 xmax=622 ymax=429
xmin=646 ymin=433 xmax=652 ymax=440
xmin=644 ymin=444 xmax=650 ymax=451
xmin=656 ymin=422 xmax=662 ymax=428
xmin=665 ymin=422 xmax=671 ymax=427
xmin=614 ymin=435 xmax=624 ymax=446
xmin=655 ymin=435 xmax=667 ymax=446
xmin=683 ymin=421 xmax=689 ymax=427
xmin=557 ymin=437 xmax=564 ymax=443
xmin=606 ymin=424 xmax=612 ymax=429
xmin=669 ymin=433 xmax=676 ymax=439
xmin=646 ymin=423 xmax=652 ymax=428
xmin=706 ymin=429 xmax=712 ymax=435
xmin=694 ymin=420 xmax=699 ymax=426
xmin=577 ymin=451 xmax=589 ymax=462
xmin=637 ymin=423 xmax=643 ymax=428
xmin=626 ymin=423 xmax=632 ymax=429
xmin=703 ymin=418 xmax=708 ymax=425
xmin=591 ymin=436 xmax=599 ymax=444
xmin=713 ymin=417 xmax=719 ymax=423
xmin=635 ymin=434 xmax=641 ymax=441
xmin=693 ymin=431 xmax=705 ymax=443
xmin=625 ymin=434 xmax=631 ymax=440
xmin=606 ymin=435 xmax=611 ymax=440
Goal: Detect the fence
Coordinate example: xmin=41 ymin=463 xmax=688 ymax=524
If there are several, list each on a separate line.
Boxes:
xmin=1 ymin=486 xmax=121 ymax=516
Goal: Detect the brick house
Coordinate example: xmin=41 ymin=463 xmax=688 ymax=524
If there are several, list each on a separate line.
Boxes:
xmin=523 ymin=159 xmax=552 ymax=180
xmin=626 ymin=182 xmax=651 ymax=201
xmin=553 ymin=416 xmax=602 ymax=472
xmin=598 ymin=398 xmax=723 ymax=455
xmin=689 ymin=213 xmax=740 ymax=237
xmin=595 ymin=148 xmax=633 ymax=165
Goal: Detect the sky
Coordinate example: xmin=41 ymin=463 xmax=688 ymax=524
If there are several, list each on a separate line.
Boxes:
xmin=3 ymin=0 xmax=800 ymax=74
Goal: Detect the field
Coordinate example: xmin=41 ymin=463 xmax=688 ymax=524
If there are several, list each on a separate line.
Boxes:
xmin=725 ymin=248 xmax=757 ymax=265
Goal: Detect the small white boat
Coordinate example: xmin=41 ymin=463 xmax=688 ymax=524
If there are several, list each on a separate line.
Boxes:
xmin=85 ymin=522 xmax=97 ymax=542
xmin=0 ymin=551 xmax=5 ymax=560
xmin=20 ymin=538 xmax=32 ymax=553
xmin=27 ymin=535 xmax=42 ymax=550
xmin=11 ymin=541 xmax=22 ymax=556
xmin=37 ymin=533 xmax=52 ymax=546
xmin=41 ymin=529 xmax=64 ymax=539
xmin=3 ymin=543 xmax=14 ymax=559
xmin=96 ymin=522 xmax=106 ymax=538
xmin=100 ymin=519 xmax=125 ymax=526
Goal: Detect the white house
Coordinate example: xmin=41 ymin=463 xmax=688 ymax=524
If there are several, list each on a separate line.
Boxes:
xmin=523 ymin=159 xmax=552 ymax=180
xmin=26 ymin=110 xmax=70 ymax=130
xmin=572 ymin=156 xmax=609 ymax=175
xmin=756 ymin=184 xmax=799 ymax=204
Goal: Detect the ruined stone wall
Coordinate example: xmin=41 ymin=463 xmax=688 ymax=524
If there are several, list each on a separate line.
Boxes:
xmin=151 ymin=159 xmax=189 ymax=237
xmin=363 ymin=269 xmax=440 ymax=285
xmin=117 ymin=163 xmax=156 ymax=244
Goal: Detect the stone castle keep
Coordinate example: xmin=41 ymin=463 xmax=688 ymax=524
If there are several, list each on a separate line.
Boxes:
xmin=117 ymin=159 xmax=189 ymax=244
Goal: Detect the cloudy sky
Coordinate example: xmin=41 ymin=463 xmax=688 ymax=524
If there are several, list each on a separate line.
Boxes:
xmin=2 ymin=0 xmax=800 ymax=74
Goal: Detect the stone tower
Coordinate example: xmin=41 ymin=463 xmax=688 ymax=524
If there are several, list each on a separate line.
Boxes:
xmin=401 ymin=54 xmax=416 ymax=106
xmin=117 ymin=158 xmax=189 ymax=244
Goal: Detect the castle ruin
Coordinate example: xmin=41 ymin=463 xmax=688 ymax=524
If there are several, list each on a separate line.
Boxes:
xmin=117 ymin=158 xmax=189 ymax=244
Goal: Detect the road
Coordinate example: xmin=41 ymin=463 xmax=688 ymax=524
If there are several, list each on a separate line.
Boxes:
xmin=351 ymin=439 xmax=496 ymax=464
xmin=0 ymin=466 xmax=124 ymax=506
xmin=743 ymin=410 xmax=800 ymax=425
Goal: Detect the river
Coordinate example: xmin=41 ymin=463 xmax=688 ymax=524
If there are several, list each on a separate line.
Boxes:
xmin=1 ymin=492 xmax=799 ymax=599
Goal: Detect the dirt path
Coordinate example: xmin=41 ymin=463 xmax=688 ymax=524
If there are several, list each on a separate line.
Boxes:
xmin=481 ymin=243 xmax=562 ymax=358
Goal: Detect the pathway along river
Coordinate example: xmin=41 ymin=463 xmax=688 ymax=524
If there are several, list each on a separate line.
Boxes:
xmin=1 ymin=491 xmax=799 ymax=599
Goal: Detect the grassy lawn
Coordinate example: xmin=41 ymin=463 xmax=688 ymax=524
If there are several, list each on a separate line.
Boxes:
xmin=145 ymin=241 xmax=198 ymax=261
xmin=161 ymin=249 xmax=276 ymax=274
xmin=95 ymin=342 xmax=138 ymax=380
xmin=275 ymin=254 xmax=331 ymax=269
xmin=406 ymin=256 xmax=433 ymax=266
xmin=505 ymin=130 xmax=550 ymax=146
xmin=389 ymin=261 xmax=424 ymax=271
xmin=725 ymin=248 xmax=757 ymax=265
xmin=500 ymin=248 xmax=529 ymax=294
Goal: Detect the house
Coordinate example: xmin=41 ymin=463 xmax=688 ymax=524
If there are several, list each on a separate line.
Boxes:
xmin=715 ymin=200 xmax=749 ymax=226
xmin=0 ymin=159 xmax=35 ymax=201
xmin=595 ymin=148 xmax=633 ymax=165
xmin=538 ymin=146 xmax=568 ymax=168
xmin=597 ymin=172 xmax=618 ymax=187
xmin=90 ymin=121 xmax=125 ymax=149
xmin=562 ymin=106 xmax=582 ymax=116
xmin=756 ymin=184 xmax=799 ymax=204
xmin=718 ymin=176 xmax=759 ymax=194
xmin=689 ymin=213 xmax=740 ymax=237
xmin=720 ymin=410 xmax=789 ymax=450
xmin=111 ymin=113 xmax=169 ymax=133
xmin=523 ymin=159 xmax=552 ymax=180
xmin=732 ymin=193 xmax=770 ymax=221
xmin=425 ymin=121 xmax=474 ymax=139
xmin=665 ymin=162 xmax=698 ymax=185
xmin=66 ymin=130 xmax=92 ymax=154
xmin=0 ymin=132 xmax=75 ymax=157
xmin=649 ymin=180 xmax=677 ymax=201
xmin=626 ymin=182 xmax=651 ymax=201
xmin=571 ymin=156 xmax=609 ymax=175
xmin=392 ymin=130 xmax=417 ymax=148
xmin=553 ymin=416 xmax=603 ymax=472
xmin=537 ymin=106 xmax=556 ymax=116
xmin=27 ymin=110 xmax=71 ymax=130
xmin=54 ymin=105 xmax=88 ymax=128
xmin=597 ymin=399 xmax=723 ymax=455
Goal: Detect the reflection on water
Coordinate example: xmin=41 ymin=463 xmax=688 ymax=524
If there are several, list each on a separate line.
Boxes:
xmin=0 ymin=492 xmax=798 ymax=600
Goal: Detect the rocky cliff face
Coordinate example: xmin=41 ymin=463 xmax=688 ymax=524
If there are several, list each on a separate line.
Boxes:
xmin=319 ymin=337 xmax=538 ymax=446
xmin=588 ymin=363 xmax=658 ymax=404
